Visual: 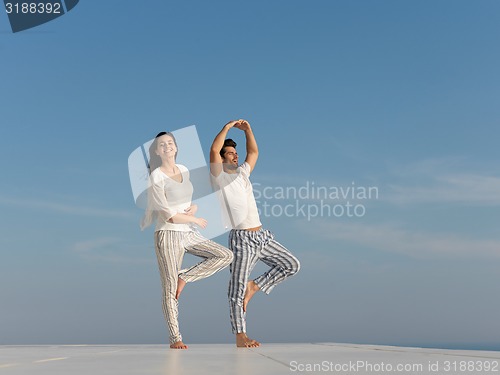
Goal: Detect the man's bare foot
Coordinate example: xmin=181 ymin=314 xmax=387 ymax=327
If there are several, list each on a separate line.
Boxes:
xmin=176 ymin=277 xmax=186 ymax=300
xmin=243 ymin=280 xmax=260 ymax=312
xmin=170 ymin=341 xmax=188 ymax=349
xmin=236 ymin=333 xmax=260 ymax=348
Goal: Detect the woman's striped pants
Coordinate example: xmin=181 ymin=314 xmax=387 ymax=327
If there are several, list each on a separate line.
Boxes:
xmin=154 ymin=230 xmax=233 ymax=344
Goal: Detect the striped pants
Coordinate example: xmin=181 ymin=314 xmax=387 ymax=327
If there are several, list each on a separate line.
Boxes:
xmin=154 ymin=230 xmax=233 ymax=344
xmin=228 ymin=228 xmax=300 ymax=334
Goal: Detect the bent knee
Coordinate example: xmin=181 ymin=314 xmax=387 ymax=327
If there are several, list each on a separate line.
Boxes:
xmin=220 ymin=250 xmax=234 ymax=264
xmin=288 ymin=257 xmax=300 ymax=276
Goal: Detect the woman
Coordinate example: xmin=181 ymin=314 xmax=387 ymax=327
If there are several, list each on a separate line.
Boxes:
xmin=141 ymin=131 xmax=233 ymax=349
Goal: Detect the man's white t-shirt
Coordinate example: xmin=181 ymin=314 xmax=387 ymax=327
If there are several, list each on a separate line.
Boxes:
xmin=212 ymin=162 xmax=262 ymax=230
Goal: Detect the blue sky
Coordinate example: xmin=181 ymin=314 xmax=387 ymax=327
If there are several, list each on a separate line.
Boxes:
xmin=1 ymin=1 xmax=500 ymax=349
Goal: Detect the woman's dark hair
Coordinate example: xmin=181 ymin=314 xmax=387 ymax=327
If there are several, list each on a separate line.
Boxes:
xmin=220 ymin=138 xmax=237 ymax=158
xmin=148 ymin=132 xmax=178 ymax=174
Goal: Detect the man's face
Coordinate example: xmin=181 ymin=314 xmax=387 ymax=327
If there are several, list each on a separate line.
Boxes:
xmin=222 ymin=146 xmax=238 ymax=170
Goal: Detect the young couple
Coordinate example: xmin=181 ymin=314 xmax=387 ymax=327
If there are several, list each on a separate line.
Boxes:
xmin=141 ymin=119 xmax=300 ymax=349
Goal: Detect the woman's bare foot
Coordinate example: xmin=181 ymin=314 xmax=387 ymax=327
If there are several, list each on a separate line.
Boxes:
xmin=236 ymin=333 xmax=260 ymax=348
xmin=243 ymin=280 xmax=260 ymax=312
xmin=170 ymin=341 xmax=188 ymax=349
xmin=176 ymin=277 xmax=186 ymax=300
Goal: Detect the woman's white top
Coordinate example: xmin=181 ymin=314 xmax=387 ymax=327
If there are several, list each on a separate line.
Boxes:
xmin=141 ymin=164 xmax=194 ymax=232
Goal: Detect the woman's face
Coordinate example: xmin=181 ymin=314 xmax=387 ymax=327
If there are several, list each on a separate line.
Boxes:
xmin=155 ymin=134 xmax=177 ymax=160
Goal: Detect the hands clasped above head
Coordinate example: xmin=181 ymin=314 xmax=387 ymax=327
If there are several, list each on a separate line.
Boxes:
xmin=226 ymin=119 xmax=251 ymax=131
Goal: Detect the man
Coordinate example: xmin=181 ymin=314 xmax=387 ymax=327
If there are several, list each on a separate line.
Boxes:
xmin=210 ymin=119 xmax=300 ymax=348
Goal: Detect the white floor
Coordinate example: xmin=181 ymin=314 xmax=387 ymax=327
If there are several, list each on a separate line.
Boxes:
xmin=1 ymin=343 xmax=499 ymax=374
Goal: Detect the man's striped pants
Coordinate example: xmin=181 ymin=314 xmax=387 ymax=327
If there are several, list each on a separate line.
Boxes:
xmin=228 ymin=228 xmax=300 ymax=334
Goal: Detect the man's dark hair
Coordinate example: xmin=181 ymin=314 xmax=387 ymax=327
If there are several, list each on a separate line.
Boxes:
xmin=220 ymin=138 xmax=237 ymax=158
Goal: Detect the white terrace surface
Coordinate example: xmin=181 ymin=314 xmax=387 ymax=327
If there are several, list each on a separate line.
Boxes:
xmin=1 ymin=342 xmax=499 ymax=374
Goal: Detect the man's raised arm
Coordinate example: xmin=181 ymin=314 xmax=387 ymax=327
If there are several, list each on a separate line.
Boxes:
xmin=238 ymin=120 xmax=258 ymax=173
xmin=210 ymin=120 xmax=239 ymax=177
